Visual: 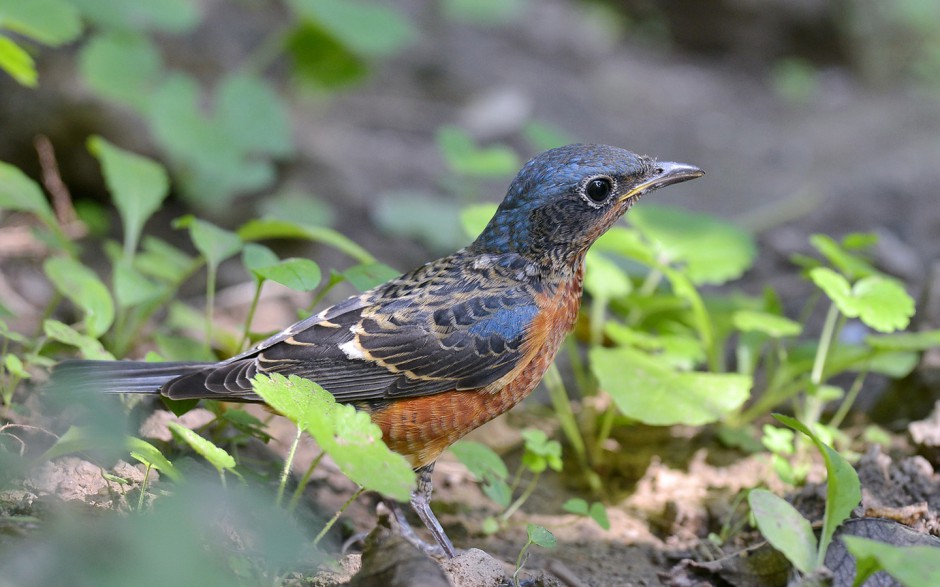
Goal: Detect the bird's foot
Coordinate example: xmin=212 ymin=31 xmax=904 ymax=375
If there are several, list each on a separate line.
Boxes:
xmin=381 ymin=501 xmax=451 ymax=558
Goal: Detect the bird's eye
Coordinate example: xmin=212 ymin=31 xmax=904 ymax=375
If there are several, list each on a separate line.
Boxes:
xmin=584 ymin=177 xmax=613 ymax=204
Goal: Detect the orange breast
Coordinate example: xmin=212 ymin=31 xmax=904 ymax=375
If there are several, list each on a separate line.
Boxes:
xmin=371 ymin=268 xmax=584 ymax=469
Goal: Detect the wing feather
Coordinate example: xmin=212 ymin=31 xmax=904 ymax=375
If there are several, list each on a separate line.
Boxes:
xmin=162 ymin=254 xmax=543 ymax=404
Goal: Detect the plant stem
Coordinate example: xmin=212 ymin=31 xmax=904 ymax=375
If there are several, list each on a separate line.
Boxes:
xmin=137 ymin=464 xmax=152 ymax=511
xmin=288 ymin=450 xmax=325 ymax=513
xmin=827 ymin=369 xmax=868 ymax=430
xmin=805 ymin=302 xmax=840 ymax=424
xmin=240 ymin=280 xmax=264 ymax=352
xmin=564 ymin=337 xmax=593 ymax=397
xmin=313 ymin=486 xmax=366 ymax=546
xmin=513 ymin=542 xmax=532 ymax=587
xmin=204 ymin=264 xmax=217 ymax=353
xmin=591 ymin=404 xmax=617 ymax=465
xmin=277 ymin=426 xmax=304 ymax=507
xmin=544 ymin=365 xmax=585 ymax=462
xmin=627 ymin=268 xmax=663 ymax=325
xmin=509 ymin=462 xmax=525 ymax=493
xmin=501 ymin=471 xmax=541 ymax=521
xmin=545 ymin=362 xmax=602 ymax=492
xmin=589 ymin=296 xmax=607 ymax=349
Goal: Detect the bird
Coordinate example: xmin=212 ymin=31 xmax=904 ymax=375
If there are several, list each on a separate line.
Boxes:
xmin=52 ymin=144 xmax=703 ymax=557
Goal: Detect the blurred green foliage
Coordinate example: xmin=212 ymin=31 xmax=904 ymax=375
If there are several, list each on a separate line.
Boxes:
xmin=0 ymin=0 xmax=416 ymax=209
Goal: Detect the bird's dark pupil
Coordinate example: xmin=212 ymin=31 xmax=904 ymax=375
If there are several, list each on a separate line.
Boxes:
xmin=586 ymin=178 xmax=611 ymax=202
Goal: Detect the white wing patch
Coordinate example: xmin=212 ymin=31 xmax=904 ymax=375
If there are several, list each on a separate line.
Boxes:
xmin=338 ymin=338 xmax=365 ymax=360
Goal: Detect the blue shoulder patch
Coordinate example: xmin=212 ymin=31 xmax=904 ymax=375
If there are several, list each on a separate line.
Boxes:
xmin=467 ymin=305 xmax=538 ymax=339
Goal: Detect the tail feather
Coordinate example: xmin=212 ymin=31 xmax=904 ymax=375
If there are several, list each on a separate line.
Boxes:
xmin=51 ymin=360 xmax=212 ymax=395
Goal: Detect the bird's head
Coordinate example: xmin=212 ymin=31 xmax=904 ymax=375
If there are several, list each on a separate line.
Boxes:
xmin=471 ymin=144 xmax=704 ymax=267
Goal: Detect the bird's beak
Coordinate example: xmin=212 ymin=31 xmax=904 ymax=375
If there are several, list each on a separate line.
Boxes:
xmin=619 ymin=161 xmax=705 ymax=202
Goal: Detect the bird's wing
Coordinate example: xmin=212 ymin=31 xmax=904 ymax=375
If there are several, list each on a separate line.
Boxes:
xmin=162 ymin=265 xmax=541 ymax=403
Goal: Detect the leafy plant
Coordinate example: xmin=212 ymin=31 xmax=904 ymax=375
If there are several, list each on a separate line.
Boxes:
xmin=252 ymin=373 xmax=416 ymax=503
xmin=2 ymin=0 xmax=417 ymax=209
xmin=748 ymin=414 xmax=861 ymax=578
xmin=562 ymin=497 xmax=610 ymax=530
xmin=451 ymin=428 xmax=566 ymax=534
xmin=0 ymin=0 xmax=82 ymax=87
xmin=842 ymin=535 xmax=940 ymax=587
xmin=513 ymin=523 xmax=556 ymax=587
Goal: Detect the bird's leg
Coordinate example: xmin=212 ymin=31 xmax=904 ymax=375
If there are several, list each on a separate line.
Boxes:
xmin=388 ymin=462 xmax=456 ymax=558
xmin=411 ymin=462 xmax=457 ymax=558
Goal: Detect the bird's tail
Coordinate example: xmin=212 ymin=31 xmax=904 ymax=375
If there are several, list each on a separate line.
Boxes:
xmin=50 ymin=360 xmax=212 ymax=395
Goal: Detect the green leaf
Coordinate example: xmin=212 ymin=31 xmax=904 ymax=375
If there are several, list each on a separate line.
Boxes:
xmin=0 ymin=0 xmax=82 ymax=45
xmin=0 ymin=0 xmax=82 ymax=47
xmin=0 ymin=160 xmax=55 ymax=227
xmin=285 ymin=21 xmax=367 ymax=88
xmin=149 ymin=73 xmax=274 ymax=206
xmin=450 ymin=440 xmax=509 ymax=481
xmin=216 ymin=73 xmax=292 ymax=156
xmin=842 ymin=232 xmax=879 ymax=250
xmin=526 ymin=524 xmax=556 ymax=548
xmin=809 ymin=234 xmax=876 ymax=280
xmin=375 ymin=191 xmax=467 ymax=254
xmin=594 ymin=226 xmax=656 ymax=265
xmin=562 ymin=497 xmax=589 ymax=516
xmin=341 ymin=263 xmax=400 ymax=291
xmin=43 ymin=319 xmax=114 ymax=360
xmin=43 ymin=257 xmax=115 ymax=338
xmin=126 ymin=437 xmax=182 ymax=482
xmin=288 ymin=0 xmax=415 ymax=57
xmin=867 ymin=330 xmax=940 ymax=351
xmin=155 ymin=333 xmax=216 ymax=362
xmin=460 ymin=203 xmax=498 ymax=240
xmin=237 ymin=218 xmax=375 ymax=264
xmin=70 ymin=0 xmax=199 ymax=32
xmin=842 ymin=536 xmax=940 ymax=587
xmin=167 ymin=423 xmax=236 ymax=473
xmin=748 ymin=488 xmax=817 ymax=574
xmin=0 ymin=35 xmax=37 ymax=86
xmin=851 ymin=276 xmax=915 ymax=332
xmin=253 ymin=258 xmax=321 ymax=292
xmin=174 ymin=216 xmax=242 ymax=270
xmin=38 ymin=426 xmax=122 ymax=463
xmin=661 ymin=264 xmax=714 ymax=350
xmin=591 ymin=347 xmax=750 ymax=425
xmin=589 ymin=502 xmax=611 ymax=530
xmin=442 ymin=0 xmax=526 ymax=24
xmin=522 ymin=121 xmax=573 ymax=151
xmin=162 ymin=397 xmax=199 ymax=418
xmin=630 ymin=204 xmax=757 ymax=285
xmin=113 ymin=259 xmax=160 ymax=308
xmin=241 ymin=243 xmax=279 ymax=278
xmin=89 ymin=136 xmax=169 ymax=257
xmin=584 ymin=253 xmax=632 ymax=301
xmin=732 ymin=310 xmax=803 ymax=338
xmin=259 ymin=190 xmax=335 ymax=227
xmin=520 ymin=428 xmax=562 ymax=472
xmin=810 ymin=268 xmax=914 ymax=332
xmin=437 ymin=127 xmax=520 ymax=178
xmin=481 ymin=516 xmax=500 ymax=535
xmin=0 ymin=320 xmax=26 ymax=343
xmin=775 ymin=414 xmax=861 ymax=568
xmin=483 ymin=478 xmax=512 ymax=508
xmin=135 ymin=236 xmax=195 ymax=284
xmin=761 ymin=425 xmax=795 ymax=456
xmin=3 ymin=354 xmax=29 ymax=378
xmin=79 ymin=33 xmax=162 ymax=109
xmin=252 ymin=374 xmax=415 ymax=501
